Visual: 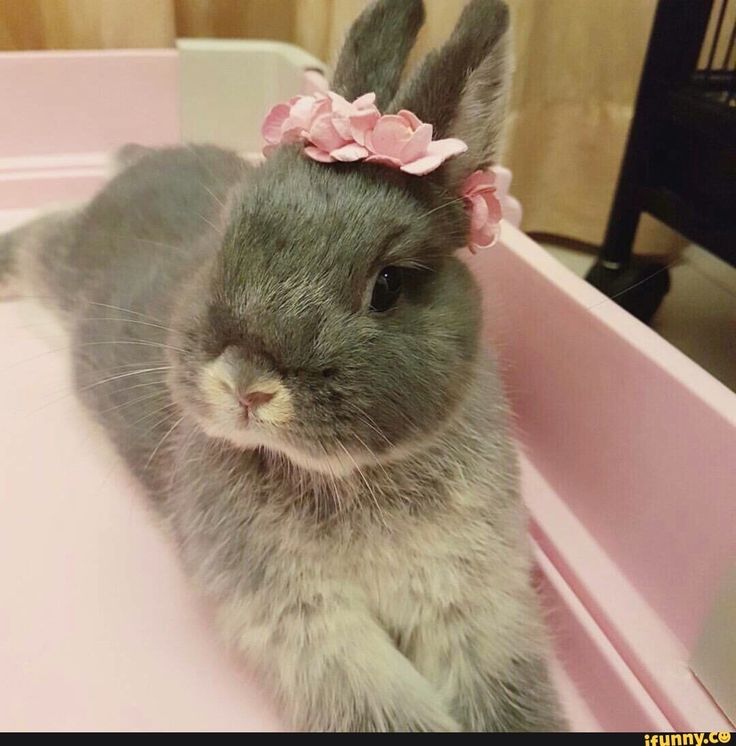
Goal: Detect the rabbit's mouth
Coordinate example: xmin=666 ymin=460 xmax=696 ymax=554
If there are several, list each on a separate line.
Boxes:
xmin=191 ymin=353 xmax=385 ymax=476
xmin=195 ymin=409 xmax=378 ymax=478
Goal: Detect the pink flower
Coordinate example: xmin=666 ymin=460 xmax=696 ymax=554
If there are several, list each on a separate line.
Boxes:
xmin=261 ymin=95 xmax=466 ymax=174
xmin=261 ymin=95 xmax=323 ymax=156
xmin=305 ymin=92 xmax=381 ymax=163
xmin=461 ymin=170 xmax=502 ymax=252
xmin=261 ymin=92 xmax=380 ymax=163
xmin=364 ymin=110 xmax=467 ymax=175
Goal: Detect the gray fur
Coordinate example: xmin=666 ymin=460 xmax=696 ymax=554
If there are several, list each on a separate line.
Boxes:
xmin=332 ymin=0 xmax=425 ymax=110
xmin=391 ymin=0 xmax=510 ymax=188
xmin=1 ymin=0 xmax=564 ymax=731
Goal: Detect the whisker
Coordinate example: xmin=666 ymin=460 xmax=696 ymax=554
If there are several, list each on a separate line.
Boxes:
xmin=33 ymin=360 xmax=167 ymax=399
xmin=346 ymin=404 xmax=395 ymax=450
xmin=145 ymin=415 xmax=185 ymax=469
xmin=79 ymin=366 xmax=173 ymax=392
xmin=196 ymin=212 xmax=223 ymax=236
xmin=82 ymin=300 xmax=175 ymax=328
xmin=325 ymin=461 xmax=344 ymax=517
xmin=9 ymin=295 xmax=174 ymax=329
xmin=3 ymin=344 xmax=162 ymax=375
xmin=90 ymin=233 xmax=187 ymax=253
xmin=24 ymin=368 xmax=170 ymax=416
xmin=203 ymin=184 xmax=227 ymax=211
xmin=8 ymin=337 xmax=180 ymax=365
xmin=167 ymin=421 xmax=200 ymax=494
xmin=97 ymin=389 xmax=168 ymax=416
xmin=127 ymin=236 xmax=185 ymax=252
xmin=337 ymin=442 xmax=388 ymax=530
xmin=12 ymin=316 xmax=180 ymax=337
xmin=420 ymin=196 xmax=465 ymax=220
xmin=102 ymin=377 xmax=170 ymax=396
xmin=188 ymin=144 xmax=230 ymax=211
xmin=5 ymin=295 xmax=181 ymax=332
xmin=127 ymin=400 xmax=178 ymax=431
xmin=586 ymin=260 xmax=680 ymax=311
xmin=349 ymin=429 xmax=393 ymax=484
xmin=76 ymin=339 xmax=186 ymax=354
xmin=5 ymin=337 xmax=176 ymax=375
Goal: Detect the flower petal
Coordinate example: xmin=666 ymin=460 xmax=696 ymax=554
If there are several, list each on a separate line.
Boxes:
xmin=470 ymin=219 xmax=500 ymax=251
xmin=470 ymin=194 xmax=489 ymax=231
xmin=462 ymin=170 xmax=487 ymax=196
xmin=367 ymin=115 xmax=413 ymax=159
xmin=331 ymin=115 xmax=353 ymax=140
xmin=365 ymin=154 xmax=403 ymax=169
xmin=462 ymin=169 xmax=495 ymax=197
xmin=485 ymin=191 xmax=502 ymax=224
xmin=288 ymin=95 xmax=318 ymax=129
xmin=400 ymin=154 xmax=444 ymax=175
xmin=327 ymin=91 xmax=351 ymax=113
xmin=397 ymin=109 xmax=423 ymax=130
xmin=349 ymin=108 xmax=380 ymax=145
xmin=261 ymin=103 xmax=291 ymax=143
xmin=304 ymin=145 xmax=335 ymax=162
xmin=280 ymin=123 xmax=307 ymax=143
xmin=330 ymin=143 xmax=370 ymax=161
xmin=426 ymin=137 xmax=468 ymax=160
xmin=463 ymin=171 xmax=502 ymax=252
xmin=400 ymin=122 xmax=433 ymax=163
xmin=311 ymin=96 xmax=332 ymax=122
xmin=309 ymin=112 xmax=348 ymax=152
xmin=354 ymin=92 xmax=377 ymax=109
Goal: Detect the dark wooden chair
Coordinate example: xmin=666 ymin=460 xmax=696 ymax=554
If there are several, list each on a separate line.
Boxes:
xmin=586 ymin=0 xmax=736 ymax=322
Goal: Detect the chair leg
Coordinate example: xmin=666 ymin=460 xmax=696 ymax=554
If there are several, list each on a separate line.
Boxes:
xmin=585 ymin=186 xmax=671 ymax=325
xmin=585 ymin=255 xmax=671 ymax=324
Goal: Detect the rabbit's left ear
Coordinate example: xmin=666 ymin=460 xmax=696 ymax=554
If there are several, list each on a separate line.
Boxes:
xmin=331 ymin=0 xmax=425 ymax=110
xmin=390 ymin=0 xmax=511 ymax=191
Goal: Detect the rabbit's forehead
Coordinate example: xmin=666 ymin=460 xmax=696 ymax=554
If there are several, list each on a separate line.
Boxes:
xmin=254 ymin=156 xmax=425 ymax=238
xmin=227 ymin=184 xmax=425 ymax=278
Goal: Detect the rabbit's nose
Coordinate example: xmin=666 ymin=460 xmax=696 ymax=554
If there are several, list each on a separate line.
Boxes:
xmin=238 ymin=390 xmax=275 ymax=417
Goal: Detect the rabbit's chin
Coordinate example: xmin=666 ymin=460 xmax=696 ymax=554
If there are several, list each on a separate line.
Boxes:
xmin=195 ymin=415 xmax=383 ymax=479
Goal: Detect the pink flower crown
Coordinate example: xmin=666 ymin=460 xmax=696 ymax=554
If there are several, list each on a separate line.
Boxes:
xmin=261 ymin=91 xmax=501 ymax=252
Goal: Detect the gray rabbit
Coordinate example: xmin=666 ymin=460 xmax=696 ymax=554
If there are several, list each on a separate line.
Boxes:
xmin=1 ymin=0 xmax=564 ymax=732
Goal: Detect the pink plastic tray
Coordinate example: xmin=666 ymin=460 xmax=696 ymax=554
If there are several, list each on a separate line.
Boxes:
xmin=1 ymin=47 xmax=734 ymax=732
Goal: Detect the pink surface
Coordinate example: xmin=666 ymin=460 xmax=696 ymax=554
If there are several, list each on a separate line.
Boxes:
xmin=532 ymin=537 xmax=670 ymax=731
xmin=0 ymin=51 xmax=179 ymax=209
xmin=472 ymin=229 xmax=736 ymax=643
xmin=0 ymin=50 xmax=179 ymax=158
xmin=469 ymin=229 xmax=735 ymax=730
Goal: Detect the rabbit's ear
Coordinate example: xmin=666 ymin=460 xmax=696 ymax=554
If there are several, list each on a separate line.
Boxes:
xmin=331 ymin=0 xmax=425 ymax=110
xmin=390 ymin=0 xmax=510 ymax=190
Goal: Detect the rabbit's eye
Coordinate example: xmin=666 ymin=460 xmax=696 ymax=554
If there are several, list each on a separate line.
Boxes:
xmin=370 ymin=267 xmax=403 ymax=313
